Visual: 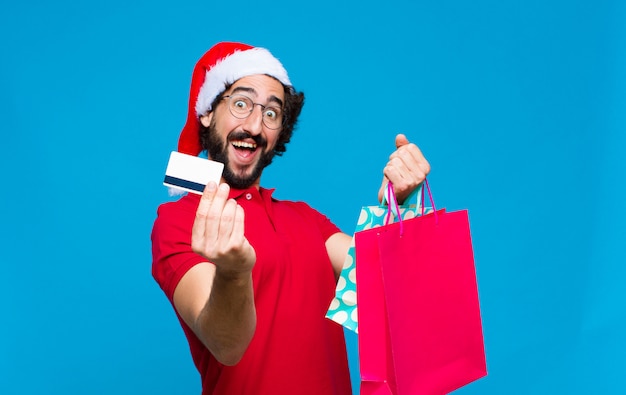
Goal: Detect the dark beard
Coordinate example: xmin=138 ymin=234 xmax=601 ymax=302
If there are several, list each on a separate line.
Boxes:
xmin=206 ymin=119 xmax=276 ymax=189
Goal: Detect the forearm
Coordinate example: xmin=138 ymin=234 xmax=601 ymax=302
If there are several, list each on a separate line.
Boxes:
xmin=195 ymin=269 xmax=256 ymax=366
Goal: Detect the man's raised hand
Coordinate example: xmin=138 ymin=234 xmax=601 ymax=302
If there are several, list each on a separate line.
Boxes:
xmin=378 ymin=134 xmax=431 ymax=204
xmin=192 ymin=182 xmax=256 ymax=277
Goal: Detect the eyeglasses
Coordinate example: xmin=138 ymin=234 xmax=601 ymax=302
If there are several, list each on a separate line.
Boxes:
xmin=222 ymin=94 xmax=284 ymax=130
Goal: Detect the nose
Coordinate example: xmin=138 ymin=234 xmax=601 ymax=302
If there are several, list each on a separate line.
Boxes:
xmin=241 ymin=105 xmax=264 ymax=136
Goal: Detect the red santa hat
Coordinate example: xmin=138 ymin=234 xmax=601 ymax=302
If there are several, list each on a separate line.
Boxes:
xmin=177 ymin=42 xmax=292 ymax=156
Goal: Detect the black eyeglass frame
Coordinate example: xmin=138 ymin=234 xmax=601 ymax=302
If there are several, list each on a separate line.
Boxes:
xmin=221 ymin=94 xmax=285 ymax=130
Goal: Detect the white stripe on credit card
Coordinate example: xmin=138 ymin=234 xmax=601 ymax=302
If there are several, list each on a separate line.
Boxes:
xmin=163 ymin=151 xmax=224 ymax=195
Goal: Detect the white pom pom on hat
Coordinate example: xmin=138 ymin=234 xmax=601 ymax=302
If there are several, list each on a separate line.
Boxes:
xmin=177 ymin=42 xmax=292 ymax=157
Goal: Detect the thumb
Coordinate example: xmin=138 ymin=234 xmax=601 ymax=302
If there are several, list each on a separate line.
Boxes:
xmin=395 ymin=133 xmax=410 ymax=149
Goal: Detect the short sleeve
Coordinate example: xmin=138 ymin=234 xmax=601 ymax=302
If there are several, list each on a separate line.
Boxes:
xmin=297 ymin=202 xmax=342 ymax=242
xmin=151 ymin=196 xmax=207 ymax=302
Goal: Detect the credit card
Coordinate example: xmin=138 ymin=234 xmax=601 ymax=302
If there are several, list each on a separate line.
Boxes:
xmin=163 ymin=151 xmax=224 ymax=195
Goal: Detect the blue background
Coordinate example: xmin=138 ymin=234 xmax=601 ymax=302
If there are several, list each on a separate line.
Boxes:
xmin=1 ymin=0 xmax=625 ymax=393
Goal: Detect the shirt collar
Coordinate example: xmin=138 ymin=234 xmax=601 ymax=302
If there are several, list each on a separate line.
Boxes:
xmin=229 ymin=186 xmax=276 ymax=202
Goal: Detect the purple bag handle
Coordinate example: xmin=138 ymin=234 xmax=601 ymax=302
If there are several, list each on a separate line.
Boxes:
xmin=386 ymin=179 xmax=438 ymax=236
xmin=421 ymin=178 xmax=437 ymax=216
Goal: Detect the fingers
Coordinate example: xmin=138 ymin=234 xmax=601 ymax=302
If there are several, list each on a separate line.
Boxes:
xmin=388 ymin=149 xmax=430 ymax=181
xmin=231 ymin=204 xmax=246 ymax=245
xmin=192 ymin=182 xmax=236 ymax=255
xmin=387 ymin=136 xmax=430 ymax=182
xmin=216 ymin=196 xmax=239 ymax=241
xmin=207 ymin=183 xmax=234 ymax=245
xmin=381 ymin=134 xmax=431 ymax=203
xmin=192 ymin=181 xmax=218 ymax=245
xmin=192 ymin=182 xmax=252 ymax=269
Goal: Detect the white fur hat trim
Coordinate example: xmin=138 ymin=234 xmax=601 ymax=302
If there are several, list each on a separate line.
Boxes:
xmin=195 ymin=47 xmax=291 ymax=116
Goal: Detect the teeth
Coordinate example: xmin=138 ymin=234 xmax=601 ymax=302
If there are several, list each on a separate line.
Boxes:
xmin=232 ymin=141 xmax=257 ymax=149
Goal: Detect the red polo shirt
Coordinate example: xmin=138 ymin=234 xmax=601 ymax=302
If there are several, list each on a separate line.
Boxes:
xmin=152 ymin=186 xmax=352 ymax=395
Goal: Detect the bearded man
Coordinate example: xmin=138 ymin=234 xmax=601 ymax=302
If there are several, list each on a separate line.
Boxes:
xmin=151 ymin=42 xmax=430 ymax=395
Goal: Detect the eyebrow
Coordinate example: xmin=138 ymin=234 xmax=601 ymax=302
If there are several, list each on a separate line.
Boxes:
xmin=230 ymin=86 xmax=284 ymax=108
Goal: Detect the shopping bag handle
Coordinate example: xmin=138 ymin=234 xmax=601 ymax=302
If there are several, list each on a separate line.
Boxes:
xmin=421 ymin=178 xmax=437 ymax=216
xmin=386 ymin=179 xmax=438 ymax=235
xmin=385 ymin=182 xmax=402 ymax=231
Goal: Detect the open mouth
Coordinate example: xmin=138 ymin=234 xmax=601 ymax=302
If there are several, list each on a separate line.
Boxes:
xmin=230 ymin=140 xmax=260 ymax=160
xmin=231 ymin=140 xmax=257 ymax=151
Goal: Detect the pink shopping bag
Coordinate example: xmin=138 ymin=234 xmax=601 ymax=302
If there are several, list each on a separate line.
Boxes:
xmin=355 ymin=181 xmax=487 ymax=394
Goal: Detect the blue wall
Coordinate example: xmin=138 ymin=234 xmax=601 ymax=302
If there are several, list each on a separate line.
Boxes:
xmin=1 ymin=1 xmax=624 ymax=393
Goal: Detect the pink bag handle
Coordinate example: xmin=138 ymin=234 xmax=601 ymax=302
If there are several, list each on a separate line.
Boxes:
xmin=385 ymin=182 xmax=403 ymax=232
xmin=386 ymin=179 xmax=438 ymax=236
xmin=421 ymin=178 xmax=437 ymax=216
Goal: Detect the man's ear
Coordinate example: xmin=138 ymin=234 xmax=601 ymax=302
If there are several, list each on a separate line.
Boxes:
xmin=200 ymin=112 xmax=212 ymax=127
